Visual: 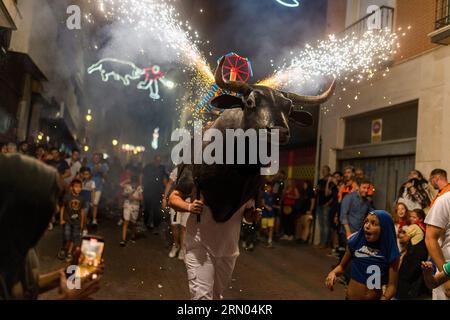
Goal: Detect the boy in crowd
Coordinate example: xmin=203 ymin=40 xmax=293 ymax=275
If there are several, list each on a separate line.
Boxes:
xmin=120 ymin=174 xmax=143 ymax=247
xmin=260 ymin=183 xmax=276 ymax=248
xmin=80 ymin=167 xmax=96 ymax=235
xmin=59 ymin=179 xmax=86 ymax=261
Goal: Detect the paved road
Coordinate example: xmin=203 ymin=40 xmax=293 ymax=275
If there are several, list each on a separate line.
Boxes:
xmin=37 ymin=218 xmax=345 ymax=300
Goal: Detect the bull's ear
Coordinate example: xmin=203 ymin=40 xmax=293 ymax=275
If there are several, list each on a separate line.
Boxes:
xmin=290 ymin=110 xmax=313 ymax=127
xmin=211 ymin=95 xmax=244 ymax=110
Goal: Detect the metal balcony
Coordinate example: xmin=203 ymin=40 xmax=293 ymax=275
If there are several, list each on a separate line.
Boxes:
xmin=343 ymin=6 xmax=395 ymax=37
xmin=430 ymin=0 xmax=450 ymax=45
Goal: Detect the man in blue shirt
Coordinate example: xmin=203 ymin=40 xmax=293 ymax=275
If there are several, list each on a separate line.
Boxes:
xmin=87 ymin=153 xmax=109 ymax=226
xmin=340 ymin=178 xmax=373 ymax=239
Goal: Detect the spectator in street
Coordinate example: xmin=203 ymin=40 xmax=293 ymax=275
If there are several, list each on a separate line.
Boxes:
xmin=18 ymin=141 xmax=30 ymax=156
xmin=397 ymin=178 xmax=430 ymax=210
xmin=46 ymin=147 xmax=71 ymax=181
xmin=326 ymin=210 xmax=400 ymax=300
xmin=398 ymin=170 xmax=432 ymax=205
xmin=340 ymin=178 xmax=373 ymax=240
xmin=338 ymin=166 xmax=358 ymax=203
xmin=35 ymin=145 xmax=47 ymax=162
xmin=80 ymin=167 xmax=96 ymax=235
xmin=425 ymin=179 xmax=450 ymax=300
xmin=6 ymin=142 xmax=17 ymax=154
xmin=65 ymin=148 xmax=82 ymax=185
xmin=163 ymin=166 xmax=190 ymax=259
xmin=104 ymin=156 xmax=123 ymax=217
xmin=0 ymin=153 xmax=101 ymax=300
xmin=393 ymin=202 xmax=409 ymax=253
xmin=87 ymin=153 xmax=109 ymax=226
xmin=120 ymin=174 xmax=143 ymax=247
xmin=142 ymin=155 xmax=168 ymax=232
xmin=271 ymin=170 xmax=286 ymax=240
xmin=327 ymin=173 xmax=341 ymax=255
xmin=58 ymin=179 xmax=86 ymax=262
xmin=429 ymin=168 xmax=450 ymax=208
xmin=260 ymin=182 xmax=276 ymax=248
xmin=316 ymin=165 xmax=332 ymax=248
xmin=396 ymin=209 xmax=428 ymax=299
xmin=296 ymin=181 xmax=315 ymax=245
xmin=280 ymin=179 xmax=300 ymax=241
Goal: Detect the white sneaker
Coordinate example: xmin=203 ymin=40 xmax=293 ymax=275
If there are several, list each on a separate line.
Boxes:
xmin=178 ymin=248 xmax=185 ymax=261
xmin=92 ymin=220 xmax=98 ymax=226
xmin=169 ymin=245 xmax=180 ymax=258
xmin=82 ymin=229 xmax=88 ymax=236
xmin=280 ymin=235 xmax=289 ymax=240
xmin=48 ymin=223 xmax=53 ymax=231
xmin=117 ymin=219 xmax=123 ymax=226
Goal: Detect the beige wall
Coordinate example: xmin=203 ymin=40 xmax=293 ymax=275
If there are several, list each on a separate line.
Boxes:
xmin=320 ymin=44 xmax=450 ymax=176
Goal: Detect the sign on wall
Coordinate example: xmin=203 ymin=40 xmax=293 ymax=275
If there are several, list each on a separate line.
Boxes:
xmin=371 ymin=118 xmax=383 ymax=144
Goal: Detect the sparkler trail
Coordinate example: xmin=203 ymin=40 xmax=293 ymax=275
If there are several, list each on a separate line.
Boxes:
xmin=86 ymin=0 xmax=214 ymax=83
xmin=258 ymin=29 xmax=400 ymax=91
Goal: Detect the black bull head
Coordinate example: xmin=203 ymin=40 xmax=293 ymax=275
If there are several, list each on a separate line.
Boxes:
xmin=210 ymin=56 xmax=336 ymax=145
xmin=187 ymin=57 xmax=336 ymax=223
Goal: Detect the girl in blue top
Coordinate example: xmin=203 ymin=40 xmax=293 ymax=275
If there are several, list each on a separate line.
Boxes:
xmin=326 ymin=210 xmax=401 ymax=300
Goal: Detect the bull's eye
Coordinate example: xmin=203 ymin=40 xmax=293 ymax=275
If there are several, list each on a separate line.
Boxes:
xmin=244 ymin=92 xmax=257 ymax=109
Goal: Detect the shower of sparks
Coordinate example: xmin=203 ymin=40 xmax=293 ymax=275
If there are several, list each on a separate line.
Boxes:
xmin=258 ymin=29 xmax=400 ymax=91
xmin=85 ymin=0 xmax=214 ymax=84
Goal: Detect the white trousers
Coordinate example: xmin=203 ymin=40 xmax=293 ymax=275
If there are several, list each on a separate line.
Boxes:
xmin=184 ymin=246 xmax=238 ymax=300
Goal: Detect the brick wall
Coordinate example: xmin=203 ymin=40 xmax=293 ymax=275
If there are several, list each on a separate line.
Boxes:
xmin=396 ymin=0 xmax=439 ymax=62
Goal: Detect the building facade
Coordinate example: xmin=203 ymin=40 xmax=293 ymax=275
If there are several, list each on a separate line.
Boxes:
xmin=322 ymin=0 xmax=450 ymax=210
xmin=0 ymin=0 xmax=89 ymax=153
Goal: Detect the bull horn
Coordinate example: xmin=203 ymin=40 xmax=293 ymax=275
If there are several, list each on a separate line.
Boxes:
xmin=281 ymin=79 xmax=336 ymax=105
xmin=215 ymin=56 xmax=251 ymax=95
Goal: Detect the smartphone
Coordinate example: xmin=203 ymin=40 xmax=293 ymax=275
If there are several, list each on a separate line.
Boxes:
xmin=78 ymin=235 xmax=104 ymax=278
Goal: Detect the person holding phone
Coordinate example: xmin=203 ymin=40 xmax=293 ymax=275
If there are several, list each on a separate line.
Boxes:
xmin=0 ymin=153 xmax=102 ymax=300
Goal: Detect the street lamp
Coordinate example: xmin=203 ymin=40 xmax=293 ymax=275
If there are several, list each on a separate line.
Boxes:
xmin=86 ymin=114 xmax=93 ymax=122
xmin=112 ymin=139 xmax=118 ymax=146
xmin=84 ymin=145 xmax=89 ymax=152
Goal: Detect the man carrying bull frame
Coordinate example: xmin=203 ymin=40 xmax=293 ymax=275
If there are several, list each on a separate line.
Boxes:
xmin=169 ymin=165 xmax=261 ymax=300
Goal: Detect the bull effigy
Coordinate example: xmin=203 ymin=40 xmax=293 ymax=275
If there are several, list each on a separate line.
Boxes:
xmin=187 ymin=56 xmax=336 ymax=223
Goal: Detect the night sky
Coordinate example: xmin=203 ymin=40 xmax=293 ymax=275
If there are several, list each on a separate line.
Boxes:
xmin=84 ymin=0 xmax=329 ymax=156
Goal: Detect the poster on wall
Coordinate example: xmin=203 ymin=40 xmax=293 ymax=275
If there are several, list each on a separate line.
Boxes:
xmin=371 ymin=118 xmax=383 ymax=144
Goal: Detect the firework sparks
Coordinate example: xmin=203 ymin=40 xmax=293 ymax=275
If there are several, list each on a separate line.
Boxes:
xmin=86 ymin=0 xmax=214 ymax=83
xmin=258 ymin=29 xmax=400 ymax=91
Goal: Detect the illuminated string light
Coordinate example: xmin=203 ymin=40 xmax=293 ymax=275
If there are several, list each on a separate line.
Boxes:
xmin=276 ymin=0 xmax=300 ymax=8
xmin=87 ymin=58 xmax=175 ymax=100
xmin=151 ymin=128 xmax=159 ymax=150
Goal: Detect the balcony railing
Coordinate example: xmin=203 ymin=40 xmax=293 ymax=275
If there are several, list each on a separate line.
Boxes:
xmin=435 ymin=0 xmax=450 ymax=30
xmin=343 ymin=6 xmax=395 ymax=37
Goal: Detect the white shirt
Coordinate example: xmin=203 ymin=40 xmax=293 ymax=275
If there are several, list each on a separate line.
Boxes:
xmin=185 ymin=198 xmax=255 ymax=258
xmin=425 ymin=191 xmax=450 ymax=261
xmin=425 ymin=191 xmax=450 ymax=300
xmin=65 ymin=158 xmax=82 ymax=184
